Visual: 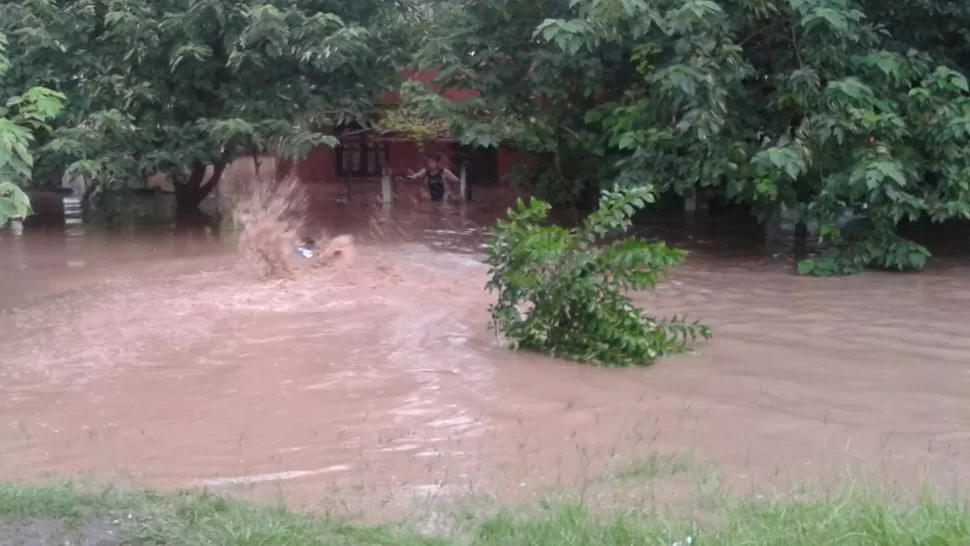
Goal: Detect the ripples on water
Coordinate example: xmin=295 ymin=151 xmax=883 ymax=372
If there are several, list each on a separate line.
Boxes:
xmin=1 ymin=186 xmax=969 ymax=516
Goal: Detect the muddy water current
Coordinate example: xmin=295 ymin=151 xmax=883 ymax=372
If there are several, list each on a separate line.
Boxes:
xmin=2 ymin=193 xmax=970 ymax=517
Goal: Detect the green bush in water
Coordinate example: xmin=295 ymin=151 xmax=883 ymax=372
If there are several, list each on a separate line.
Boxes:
xmin=0 ymin=182 xmax=31 ymax=226
xmin=485 ymin=186 xmax=711 ymax=367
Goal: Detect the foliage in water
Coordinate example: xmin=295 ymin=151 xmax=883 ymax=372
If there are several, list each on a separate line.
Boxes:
xmin=485 ymin=186 xmax=711 ymax=367
xmin=407 ymin=0 xmax=970 ymax=275
xmin=0 ymin=182 xmax=31 ymax=226
xmin=0 ymin=32 xmax=64 ymax=226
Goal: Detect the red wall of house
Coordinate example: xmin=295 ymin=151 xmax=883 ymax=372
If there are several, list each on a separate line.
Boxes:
xmin=285 ymin=147 xmax=333 ymax=183
xmin=497 ymin=147 xmax=535 ymax=183
xmin=279 ymin=69 xmax=533 ymax=186
xmin=287 ymin=139 xmax=461 ymax=184
xmin=283 ymin=143 xmax=530 ymax=185
xmin=388 ymin=140 xmax=455 ymax=175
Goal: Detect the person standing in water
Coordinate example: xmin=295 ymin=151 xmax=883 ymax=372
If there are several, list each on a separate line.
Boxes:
xmin=406 ymin=153 xmax=461 ymax=202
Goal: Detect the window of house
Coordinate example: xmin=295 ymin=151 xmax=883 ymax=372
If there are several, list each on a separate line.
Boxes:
xmin=335 ymin=139 xmax=388 ymax=178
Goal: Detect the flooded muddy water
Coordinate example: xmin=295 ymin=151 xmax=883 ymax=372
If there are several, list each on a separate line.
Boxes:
xmin=2 ymin=186 xmax=970 ymax=516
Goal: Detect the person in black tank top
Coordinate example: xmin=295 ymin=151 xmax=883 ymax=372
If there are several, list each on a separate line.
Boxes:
xmin=406 ymin=153 xmax=460 ymax=202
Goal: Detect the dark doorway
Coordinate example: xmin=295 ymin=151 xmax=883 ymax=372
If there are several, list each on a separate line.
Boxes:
xmin=452 ymin=145 xmax=499 ymax=186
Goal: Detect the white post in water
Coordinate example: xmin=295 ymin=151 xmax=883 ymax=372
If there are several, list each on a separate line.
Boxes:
xmin=685 ymin=189 xmax=710 ymax=225
xmin=459 ymin=162 xmax=468 ymax=201
xmin=9 ymin=217 xmax=25 ymax=270
xmin=684 ymin=191 xmax=697 ymax=227
xmin=764 ymin=203 xmax=795 ymax=254
xmin=697 ymin=188 xmax=710 ymax=219
xmin=380 ymin=167 xmax=394 ymax=205
xmin=9 ymin=217 xmax=23 ymax=237
xmin=61 ymin=171 xmax=85 ymax=230
xmin=684 ymin=192 xmax=697 ymax=214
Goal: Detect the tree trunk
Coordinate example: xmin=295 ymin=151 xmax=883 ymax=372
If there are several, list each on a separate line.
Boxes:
xmin=175 ymin=206 xmax=221 ymax=236
xmin=173 ymin=162 xmax=227 ymax=212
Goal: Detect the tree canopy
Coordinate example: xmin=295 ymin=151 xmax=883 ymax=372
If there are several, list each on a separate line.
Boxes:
xmin=0 ymin=0 xmax=415 ymax=209
xmin=406 ymin=0 xmax=970 ymax=274
xmin=0 ymin=32 xmax=65 ymax=226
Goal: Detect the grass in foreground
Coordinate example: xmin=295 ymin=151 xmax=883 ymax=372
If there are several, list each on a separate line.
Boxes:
xmin=1 ymin=481 xmax=969 ymax=545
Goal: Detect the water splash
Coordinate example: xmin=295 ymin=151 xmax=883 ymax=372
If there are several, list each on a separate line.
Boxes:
xmin=225 ymin=173 xmax=355 ymax=279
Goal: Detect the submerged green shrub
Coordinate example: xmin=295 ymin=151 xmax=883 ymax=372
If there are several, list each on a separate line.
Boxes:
xmin=485 ymin=186 xmax=711 ymax=367
xmin=0 ymin=181 xmax=31 ymax=226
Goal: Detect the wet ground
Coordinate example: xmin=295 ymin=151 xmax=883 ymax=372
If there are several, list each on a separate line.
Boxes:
xmin=2 ymin=181 xmax=969 ymax=519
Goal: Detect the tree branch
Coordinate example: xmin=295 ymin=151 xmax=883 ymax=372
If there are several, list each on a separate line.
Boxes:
xmin=789 ymin=21 xmax=804 ymax=68
xmin=199 ymin=161 xmax=228 ymax=196
xmin=186 ymin=165 xmax=207 ymax=189
xmin=738 ymin=21 xmax=782 ymax=46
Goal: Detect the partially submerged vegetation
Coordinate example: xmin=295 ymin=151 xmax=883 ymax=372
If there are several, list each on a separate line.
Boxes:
xmin=485 ymin=186 xmax=711 ymax=366
xmin=0 ymin=32 xmax=64 ymax=227
xmin=2 ymin=480 xmax=968 ymax=545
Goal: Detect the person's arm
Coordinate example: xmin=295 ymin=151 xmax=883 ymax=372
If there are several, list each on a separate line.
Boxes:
xmin=442 ymin=169 xmax=461 ymax=185
xmin=406 ymin=168 xmax=427 ymax=181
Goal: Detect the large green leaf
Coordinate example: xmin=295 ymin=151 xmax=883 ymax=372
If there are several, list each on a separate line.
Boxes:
xmin=0 ymin=181 xmax=33 ymax=225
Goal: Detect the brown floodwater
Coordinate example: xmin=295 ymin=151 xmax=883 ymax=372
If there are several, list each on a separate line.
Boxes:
xmin=2 ymin=183 xmax=970 ymax=518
